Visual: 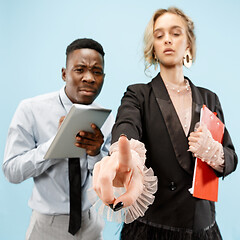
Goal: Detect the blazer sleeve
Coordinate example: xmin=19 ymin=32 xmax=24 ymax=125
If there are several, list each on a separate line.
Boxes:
xmin=214 ymin=94 xmax=238 ymax=177
xmin=111 ymin=85 xmax=143 ymax=143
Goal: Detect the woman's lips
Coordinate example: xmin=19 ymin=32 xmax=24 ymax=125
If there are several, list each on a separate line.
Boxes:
xmin=164 ymin=48 xmax=174 ymax=54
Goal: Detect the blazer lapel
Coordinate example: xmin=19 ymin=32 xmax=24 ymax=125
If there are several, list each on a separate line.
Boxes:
xmin=187 ymin=78 xmax=205 ymax=135
xmin=151 ymin=74 xmax=203 ymax=175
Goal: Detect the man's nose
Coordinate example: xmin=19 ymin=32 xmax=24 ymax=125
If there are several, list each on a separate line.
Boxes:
xmin=82 ymin=70 xmax=95 ymax=83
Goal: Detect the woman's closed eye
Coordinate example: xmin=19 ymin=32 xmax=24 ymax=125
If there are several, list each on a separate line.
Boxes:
xmin=154 ymin=33 xmax=163 ymax=39
xmin=173 ymin=33 xmax=180 ymax=36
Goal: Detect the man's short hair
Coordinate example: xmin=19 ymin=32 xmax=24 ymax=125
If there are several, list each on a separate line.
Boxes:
xmin=66 ymin=38 xmax=105 ymax=62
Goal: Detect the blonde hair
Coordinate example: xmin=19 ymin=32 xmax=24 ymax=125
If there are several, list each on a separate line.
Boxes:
xmin=143 ymin=7 xmax=196 ymax=70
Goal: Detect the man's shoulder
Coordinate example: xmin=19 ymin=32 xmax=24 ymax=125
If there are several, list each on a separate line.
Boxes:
xmin=20 ymin=90 xmax=60 ymax=106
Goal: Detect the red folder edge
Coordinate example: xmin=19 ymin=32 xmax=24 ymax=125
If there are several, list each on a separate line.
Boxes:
xmin=192 ymin=105 xmax=224 ymax=202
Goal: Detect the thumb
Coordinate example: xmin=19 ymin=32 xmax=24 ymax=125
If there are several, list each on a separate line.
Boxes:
xmin=118 ymin=135 xmax=132 ymax=172
xmin=58 ymin=116 xmax=65 ymax=128
xmin=113 ymin=166 xmax=144 ymax=208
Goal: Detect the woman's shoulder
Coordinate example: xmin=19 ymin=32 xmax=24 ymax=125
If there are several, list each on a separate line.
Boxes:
xmin=189 ymin=78 xmax=218 ymax=99
xmin=124 ymin=83 xmax=153 ymax=103
xmin=196 ymin=86 xmax=217 ymax=96
xmin=126 ymin=73 xmax=160 ymax=93
xmin=193 ymin=84 xmax=221 ymax=108
xmin=126 ymin=82 xmax=152 ymax=93
xmin=186 ymin=76 xmax=216 ymax=96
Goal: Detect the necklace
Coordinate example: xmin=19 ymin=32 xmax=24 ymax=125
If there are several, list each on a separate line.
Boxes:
xmin=165 ymin=79 xmax=192 ymax=135
xmin=165 ymin=79 xmax=190 ymax=93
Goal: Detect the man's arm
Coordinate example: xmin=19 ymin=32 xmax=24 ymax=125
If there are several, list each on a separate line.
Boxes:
xmin=3 ymin=101 xmax=62 ymax=183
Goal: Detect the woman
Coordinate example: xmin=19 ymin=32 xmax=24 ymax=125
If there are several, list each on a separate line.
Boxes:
xmin=93 ymin=7 xmax=238 ymax=239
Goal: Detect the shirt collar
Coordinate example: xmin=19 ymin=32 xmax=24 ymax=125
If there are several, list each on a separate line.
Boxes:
xmin=59 ymin=86 xmax=73 ymax=113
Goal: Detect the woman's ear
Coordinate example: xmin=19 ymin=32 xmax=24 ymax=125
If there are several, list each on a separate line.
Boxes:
xmin=185 ymin=44 xmax=190 ymax=51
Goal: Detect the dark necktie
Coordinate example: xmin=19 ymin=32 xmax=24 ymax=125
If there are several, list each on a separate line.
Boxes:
xmin=68 ymin=157 xmax=82 ymax=235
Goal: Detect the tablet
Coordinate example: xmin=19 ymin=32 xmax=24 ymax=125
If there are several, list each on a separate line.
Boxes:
xmin=44 ymin=104 xmax=111 ymax=159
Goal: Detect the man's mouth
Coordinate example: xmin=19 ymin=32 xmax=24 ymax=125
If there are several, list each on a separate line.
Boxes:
xmin=79 ymin=88 xmax=96 ymax=96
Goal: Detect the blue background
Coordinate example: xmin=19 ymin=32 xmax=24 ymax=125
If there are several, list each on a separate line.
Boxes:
xmin=0 ymin=0 xmax=239 ymax=239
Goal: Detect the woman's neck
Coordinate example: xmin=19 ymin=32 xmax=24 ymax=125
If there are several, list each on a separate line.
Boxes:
xmin=160 ymin=65 xmax=185 ymax=86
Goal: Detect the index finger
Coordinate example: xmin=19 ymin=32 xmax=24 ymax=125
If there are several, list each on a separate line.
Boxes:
xmin=113 ymin=165 xmax=144 ymax=208
xmin=76 ymin=124 xmax=103 ymax=139
xmin=91 ymin=123 xmax=104 ymax=137
xmin=118 ymin=135 xmax=132 ymax=172
xmin=58 ymin=116 xmax=65 ymax=128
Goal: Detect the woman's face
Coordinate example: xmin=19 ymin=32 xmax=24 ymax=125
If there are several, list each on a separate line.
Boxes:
xmin=153 ymin=12 xmax=189 ymax=68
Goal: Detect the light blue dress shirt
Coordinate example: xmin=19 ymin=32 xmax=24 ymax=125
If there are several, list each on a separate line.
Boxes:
xmin=3 ymin=87 xmax=114 ymax=214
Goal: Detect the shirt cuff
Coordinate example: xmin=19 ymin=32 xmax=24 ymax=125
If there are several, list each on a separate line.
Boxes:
xmin=87 ymin=152 xmax=103 ymax=170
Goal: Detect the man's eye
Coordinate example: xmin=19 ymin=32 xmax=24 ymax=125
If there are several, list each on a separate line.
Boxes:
xmin=75 ymin=69 xmax=84 ymax=73
xmin=93 ymin=71 xmax=103 ymax=76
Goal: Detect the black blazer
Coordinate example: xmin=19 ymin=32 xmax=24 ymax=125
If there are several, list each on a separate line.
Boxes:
xmin=112 ymin=73 xmax=237 ymax=230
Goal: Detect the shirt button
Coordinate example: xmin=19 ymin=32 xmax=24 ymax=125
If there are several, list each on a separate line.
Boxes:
xmin=169 ymin=181 xmax=177 ymax=191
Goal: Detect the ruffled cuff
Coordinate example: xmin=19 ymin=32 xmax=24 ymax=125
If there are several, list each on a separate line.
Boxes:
xmin=191 ymin=124 xmax=225 ymax=172
xmin=88 ymin=139 xmax=158 ymax=224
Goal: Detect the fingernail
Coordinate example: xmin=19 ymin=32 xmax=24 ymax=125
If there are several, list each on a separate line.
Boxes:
xmin=109 ymin=204 xmax=114 ymax=210
xmin=113 ymin=202 xmax=123 ymax=211
xmin=120 ymin=134 xmax=127 ymax=138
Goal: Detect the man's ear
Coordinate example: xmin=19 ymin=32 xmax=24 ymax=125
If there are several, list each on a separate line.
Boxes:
xmin=62 ymin=68 xmax=66 ymax=82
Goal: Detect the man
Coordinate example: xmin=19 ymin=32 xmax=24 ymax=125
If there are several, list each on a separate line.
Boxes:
xmin=3 ymin=38 xmax=114 ymax=240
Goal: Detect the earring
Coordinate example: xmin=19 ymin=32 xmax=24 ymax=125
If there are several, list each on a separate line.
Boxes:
xmin=153 ymin=53 xmax=158 ymax=63
xmin=153 ymin=53 xmax=159 ymax=70
xmin=183 ymin=50 xmax=192 ymax=68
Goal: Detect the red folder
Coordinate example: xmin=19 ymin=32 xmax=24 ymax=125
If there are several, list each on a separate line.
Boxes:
xmin=192 ymin=105 xmax=224 ymax=202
